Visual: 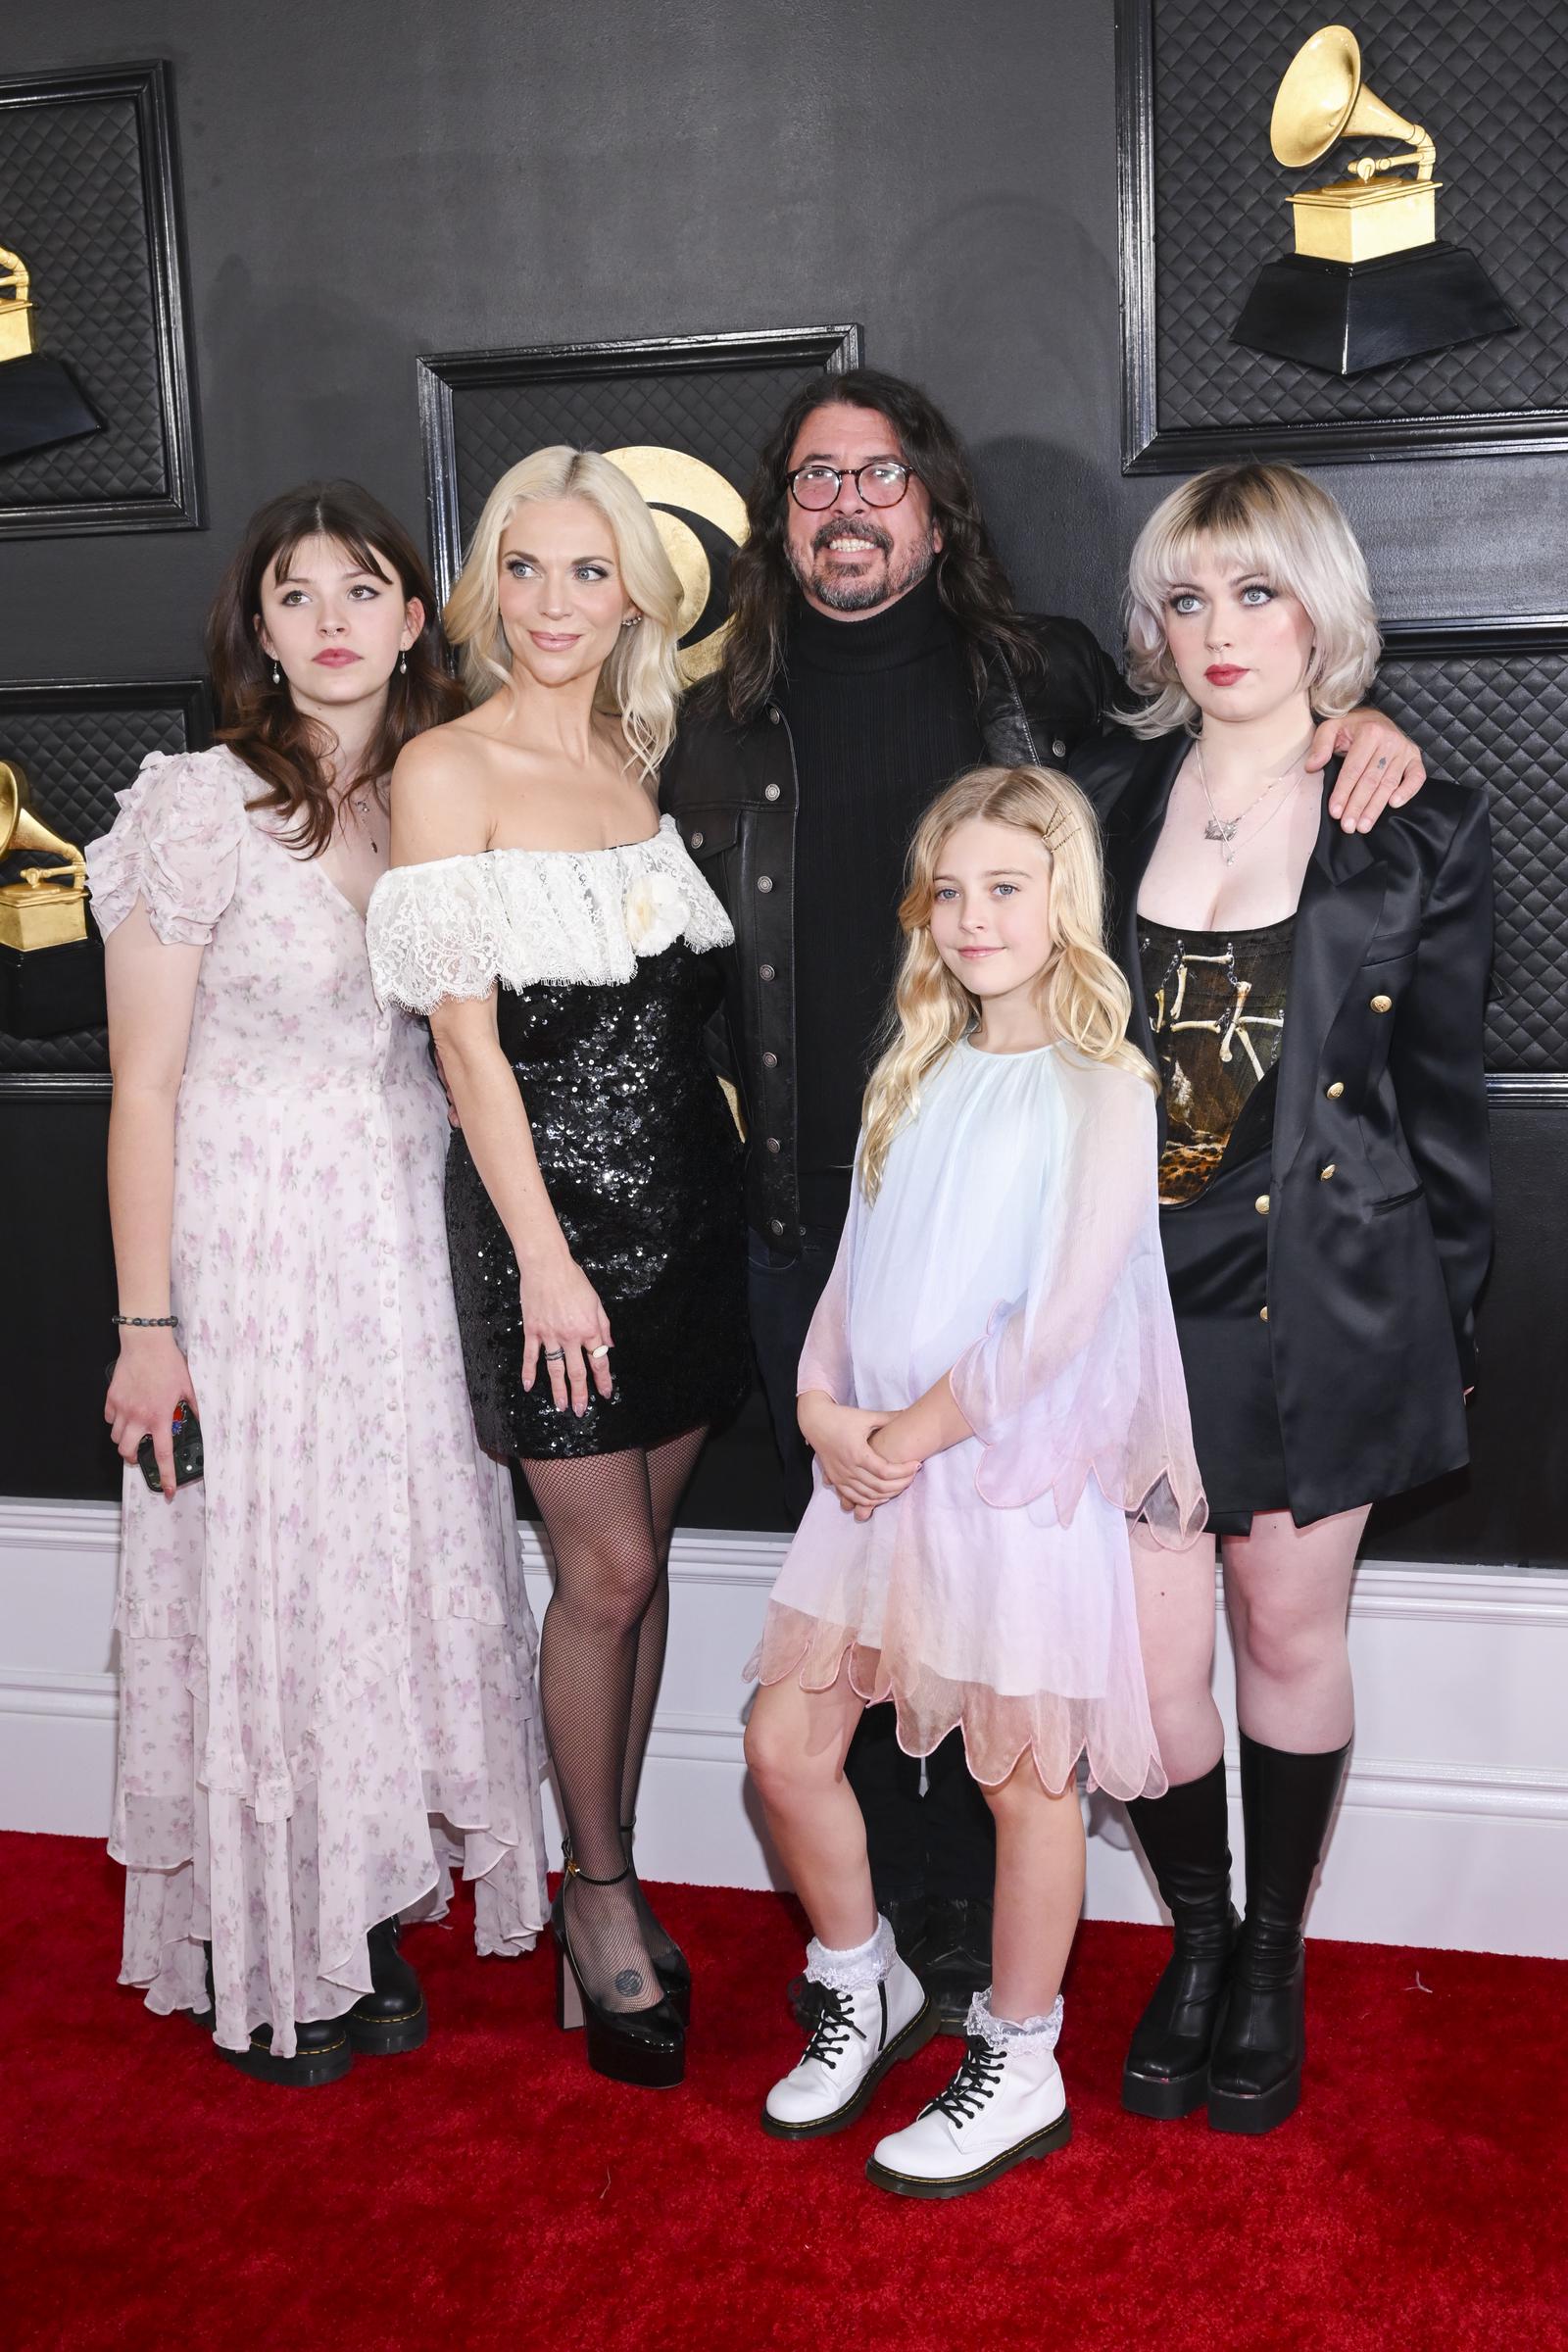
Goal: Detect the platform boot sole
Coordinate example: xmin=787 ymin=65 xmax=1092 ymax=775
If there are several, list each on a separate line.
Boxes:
xmin=865 ymin=2106 xmax=1073 ymax=2199
xmin=1121 ymin=2059 xmax=1210 ymax=2120
xmin=219 ymin=2022 xmax=355 ymax=2087
xmin=760 ymin=1996 xmax=941 ymax=2141
xmin=345 ymin=1997 xmax=429 ymax=2056
xmin=1206 ymin=2066 xmax=1301 ymax=2135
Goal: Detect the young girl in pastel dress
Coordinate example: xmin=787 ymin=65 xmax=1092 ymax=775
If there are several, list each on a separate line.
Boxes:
xmin=744 ymin=763 xmax=1203 ymax=2199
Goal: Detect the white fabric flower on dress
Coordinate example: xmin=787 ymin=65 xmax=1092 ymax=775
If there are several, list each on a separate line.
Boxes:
xmin=622 ymin=867 xmax=687 ymax=956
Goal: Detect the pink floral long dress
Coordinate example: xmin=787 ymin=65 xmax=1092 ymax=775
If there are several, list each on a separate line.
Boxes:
xmin=87 ymin=746 xmax=548 ymax=2057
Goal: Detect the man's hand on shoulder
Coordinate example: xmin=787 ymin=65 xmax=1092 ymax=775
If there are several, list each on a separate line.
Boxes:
xmin=1308 ymin=708 xmax=1427 ymax=833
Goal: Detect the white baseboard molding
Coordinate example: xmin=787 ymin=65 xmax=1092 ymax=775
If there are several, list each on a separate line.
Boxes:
xmin=3 ymin=1498 xmax=1565 ymax=1958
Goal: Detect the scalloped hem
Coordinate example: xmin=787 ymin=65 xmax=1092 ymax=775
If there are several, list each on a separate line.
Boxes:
xmin=748 ymin=1603 xmax=1166 ymax=1804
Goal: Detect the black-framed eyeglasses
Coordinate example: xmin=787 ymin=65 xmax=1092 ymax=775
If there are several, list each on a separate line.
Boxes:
xmin=787 ymin=461 xmax=915 ymax=512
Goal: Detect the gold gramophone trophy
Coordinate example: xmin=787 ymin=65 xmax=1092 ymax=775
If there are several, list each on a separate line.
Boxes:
xmin=0 ymin=760 xmax=108 ymax=1041
xmin=0 ymin=239 xmax=102 ymax=462
xmin=1232 ymin=25 xmax=1518 ymax=375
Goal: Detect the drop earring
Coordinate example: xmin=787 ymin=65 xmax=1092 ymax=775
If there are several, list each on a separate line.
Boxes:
xmin=270 ymin=660 xmax=281 ymax=686
xmin=398 ymin=649 xmax=408 ymax=676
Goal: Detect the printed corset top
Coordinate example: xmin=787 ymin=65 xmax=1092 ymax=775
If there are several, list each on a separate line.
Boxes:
xmin=365 ymin=814 xmax=735 ymax=1012
xmin=1138 ymin=914 xmax=1296 ymax=1207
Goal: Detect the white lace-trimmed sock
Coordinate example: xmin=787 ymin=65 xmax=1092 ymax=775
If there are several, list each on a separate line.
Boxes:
xmin=804 ymin=1914 xmax=897 ymax=1994
xmin=965 ymin=1987 xmax=1064 ymax=2054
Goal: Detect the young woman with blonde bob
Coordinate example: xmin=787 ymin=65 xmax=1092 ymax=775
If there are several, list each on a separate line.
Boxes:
xmin=744 ymin=764 xmax=1203 ymax=2199
xmin=367 ymin=448 xmax=749 ymax=2087
xmin=1074 ymin=462 xmax=1492 ymax=2135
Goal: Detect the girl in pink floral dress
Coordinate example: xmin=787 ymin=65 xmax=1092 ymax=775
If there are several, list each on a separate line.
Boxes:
xmin=90 ymin=483 xmax=547 ymax=2086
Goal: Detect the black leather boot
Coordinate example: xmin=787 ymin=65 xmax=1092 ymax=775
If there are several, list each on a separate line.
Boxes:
xmin=1122 ymin=1759 xmax=1237 ymax=2118
xmin=1206 ymin=1733 xmax=1350 ymax=2137
xmin=220 ymin=2013 xmax=355 ymax=2086
xmin=345 ymin=1916 xmax=428 ymax=2055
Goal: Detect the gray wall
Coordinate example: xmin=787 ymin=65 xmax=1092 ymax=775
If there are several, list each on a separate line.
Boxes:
xmin=9 ymin=0 xmax=1564 ymax=679
xmin=5 ymin=1 xmax=1563 ymax=1551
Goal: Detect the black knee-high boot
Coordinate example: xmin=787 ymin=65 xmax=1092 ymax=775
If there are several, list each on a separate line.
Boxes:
xmin=1121 ymin=1758 xmax=1237 ymax=2118
xmin=1206 ymin=1733 xmax=1349 ymax=2136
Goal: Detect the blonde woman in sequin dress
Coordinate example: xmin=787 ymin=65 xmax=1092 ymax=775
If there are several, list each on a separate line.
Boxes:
xmin=368 ymin=450 xmax=749 ymax=2089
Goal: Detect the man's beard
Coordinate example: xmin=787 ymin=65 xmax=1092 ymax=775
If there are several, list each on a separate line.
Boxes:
xmin=788 ymin=517 xmax=937 ymax=613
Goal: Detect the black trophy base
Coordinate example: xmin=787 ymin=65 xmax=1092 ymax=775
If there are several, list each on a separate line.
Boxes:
xmin=0 ymin=353 xmax=103 ymax=462
xmin=0 ymin=933 xmax=108 ymax=1040
xmin=1232 ymin=242 xmax=1520 ymax=377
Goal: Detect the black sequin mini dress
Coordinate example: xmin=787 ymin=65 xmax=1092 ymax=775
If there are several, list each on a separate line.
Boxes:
xmin=368 ymin=816 xmax=749 ymax=1459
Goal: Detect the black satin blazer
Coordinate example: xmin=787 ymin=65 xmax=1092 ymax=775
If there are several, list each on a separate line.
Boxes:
xmin=1074 ymin=728 xmax=1494 ymax=1524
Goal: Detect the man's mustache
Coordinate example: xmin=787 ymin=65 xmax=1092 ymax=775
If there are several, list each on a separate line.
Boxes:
xmin=811 ymin=517 xmax=893 ymax=557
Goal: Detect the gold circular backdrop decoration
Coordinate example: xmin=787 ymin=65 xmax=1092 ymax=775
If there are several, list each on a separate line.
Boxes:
xmin=604 ymin=445 xmax=749 ymax=682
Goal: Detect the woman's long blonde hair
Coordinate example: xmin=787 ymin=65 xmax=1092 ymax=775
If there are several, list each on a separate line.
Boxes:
xmin=858 ymin=765 xmax=1152 ymax=1202
xmin=443 ymin=446 xmax=683 ymax=776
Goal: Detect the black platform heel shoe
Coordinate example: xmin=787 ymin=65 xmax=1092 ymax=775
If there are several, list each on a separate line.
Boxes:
xmin=1122 ymin=1760 xmax=1238 ymax=2119
xmin=219 ymin=2013 xmax=355 ymax=2087
xmin=345 ymin=1916 xmax=428 ymax=2056
xmin=621 ymin=1818 xmax=692 ymax=2025
xmin=552 ymin=1859 xmax=686 ymax=2088
xmin=1206 ymin=1734 xmax=1350 ymax=2137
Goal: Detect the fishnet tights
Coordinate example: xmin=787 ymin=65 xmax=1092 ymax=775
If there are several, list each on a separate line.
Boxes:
xmin=524 ymin=1424 xmax=706 ymax=2013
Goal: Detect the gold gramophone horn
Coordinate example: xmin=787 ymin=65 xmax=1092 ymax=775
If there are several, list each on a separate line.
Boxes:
xmin=0 ymin=760 xmax=90 ymax=951
xmin=1271 ymin=25 xmax=1436 ymax=179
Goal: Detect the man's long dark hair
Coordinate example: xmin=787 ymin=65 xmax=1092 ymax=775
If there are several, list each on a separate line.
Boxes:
xmin=714 ymin=368 xmax=1040 ymax=723
xmin=207 ymin=480 xmax=464 ymax=857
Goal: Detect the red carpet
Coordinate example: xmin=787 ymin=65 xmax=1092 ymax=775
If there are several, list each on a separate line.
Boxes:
xmin=6 ymin=1832 xmax=1566 ymax=2352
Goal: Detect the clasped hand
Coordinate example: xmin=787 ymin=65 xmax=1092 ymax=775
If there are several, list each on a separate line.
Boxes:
xmin=798 ymin=1392 xmax=922 ymax=1520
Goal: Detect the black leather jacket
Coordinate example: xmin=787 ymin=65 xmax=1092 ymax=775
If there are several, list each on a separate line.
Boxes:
xmin=660 ymin=615 xmax=1122 ymax=1245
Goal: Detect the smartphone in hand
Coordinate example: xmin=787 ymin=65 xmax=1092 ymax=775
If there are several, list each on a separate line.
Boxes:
xmin=137 ymin=1398 xmax=204 ymax=1493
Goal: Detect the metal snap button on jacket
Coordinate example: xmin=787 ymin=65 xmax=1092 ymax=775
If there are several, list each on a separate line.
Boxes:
xmin=1320 ymin=1163 xmax=1337 ymax=1181
xmin=762 ymin=1050 xmax=777 ymax=1068
xmin=1259 ymin=1305 xmax=1269 ymax=1322
xmin=1052 ymin=737 xmax=1066 ymax=758
xmin=760 ymin=962 xmax=775 ymax=981
xmin=1370 ymin=993 xmax=1393 ymax=1013
xmin=1326 ymin=1080 xmax=1345 ymax=1099
xmin=690 ymin=830 xmax=705 ymax=849
xmin=1254 ymin=1195 xmax=1270 ymax=1215
xmin=757 ymin=875 xmax=773 ymax=893
xmin=765 ymin=1136 xmax=781 ymax=1153
xmin=769 ymin=1218 xmax=784 ymax=1235
xmin=763 ymin=783 xmax=781 ymax=802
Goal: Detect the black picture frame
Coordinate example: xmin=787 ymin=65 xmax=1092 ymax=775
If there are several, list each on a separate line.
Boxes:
xmin=1115 ymin=0 xmax=1568 ymax=473
xmin=417 ymin=324 xmax=862 ymax=604
xmin=0 ymin=61 xmax=203 ymax=536
xmin=0 ymin=674 xmax=211 ymax=1096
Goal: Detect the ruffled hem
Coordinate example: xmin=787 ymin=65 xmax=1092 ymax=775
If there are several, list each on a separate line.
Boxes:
xmin=747 ymin=1601 xmax=1167 ymax=1803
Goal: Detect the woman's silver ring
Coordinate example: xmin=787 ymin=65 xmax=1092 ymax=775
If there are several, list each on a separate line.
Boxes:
xmin=590 ymin=1344 xmax=611 ymax=1359
xmin=542 ymin=1348 xmax=566 ymax=1363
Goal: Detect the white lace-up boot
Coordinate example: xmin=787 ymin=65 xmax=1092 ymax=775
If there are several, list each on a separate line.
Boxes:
xmin=761 ymin=1915 xmax=937 ymax=2138
xmin=866 ymin=1988 xmax=1071 ymax=2198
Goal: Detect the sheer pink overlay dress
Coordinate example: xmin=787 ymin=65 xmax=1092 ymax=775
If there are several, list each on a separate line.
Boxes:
xmin=87 ymin=748 xmax=548 ymax=2056
xmin=751 ymin=1042 xmax=1204 ymax=1798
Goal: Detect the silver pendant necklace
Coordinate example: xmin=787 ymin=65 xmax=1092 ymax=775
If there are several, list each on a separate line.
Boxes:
xmin=1195 ymin=739 xmax=1309 ymax=866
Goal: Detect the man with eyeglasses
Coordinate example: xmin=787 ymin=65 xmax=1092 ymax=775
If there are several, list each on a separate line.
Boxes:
xmin=661 ymin=366 xmax=1423 ymax=2025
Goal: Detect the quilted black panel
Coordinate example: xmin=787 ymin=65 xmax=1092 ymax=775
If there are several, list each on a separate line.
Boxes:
xmin=449 ymin=364 xmax=824 ymax=545
xmin=0 ymin=689 xmax=204 ymax=1078
xmin=1375 ymin=646 xmax=1567 ymax=1073
xmin=0 ymin=86 xmax=167 ymax=506
xmin=1147 ymin=0 xmax=1566 ymax=430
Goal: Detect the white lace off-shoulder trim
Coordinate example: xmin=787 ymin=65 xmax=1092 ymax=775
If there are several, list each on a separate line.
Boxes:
xmin=365 ymin=813 xmax=734 ymax=1011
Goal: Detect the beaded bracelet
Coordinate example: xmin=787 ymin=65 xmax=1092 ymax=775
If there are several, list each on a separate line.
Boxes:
xmin=112 ymin=1313 xmax=180 ymax=1328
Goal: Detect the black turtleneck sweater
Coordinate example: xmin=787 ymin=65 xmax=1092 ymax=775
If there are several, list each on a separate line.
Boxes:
xmin=775 ymin=571 xmax=985 ymax=1225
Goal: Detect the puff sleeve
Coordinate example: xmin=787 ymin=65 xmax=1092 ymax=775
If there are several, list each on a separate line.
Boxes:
xmin=949 ymin=1058 xmax=1205 ymax=1543
xmin=85 ymin=750 xmax=247 ymax=947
